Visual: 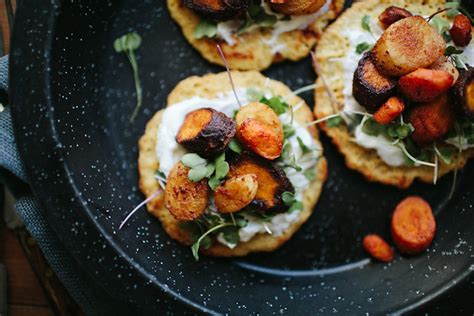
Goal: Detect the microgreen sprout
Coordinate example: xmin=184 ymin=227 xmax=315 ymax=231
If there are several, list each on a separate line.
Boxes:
xmin=311 ymin=51 xmax=341 ymax=113
xmin=305 ymin=113 xmax=342 ymax=127
xmin=433 ymin=147 xmax=439 ymax=185
xmin=118 ymin=190 xmax=161 ymax=230
xmin=114 ymin=32 xmax=143 ymax=123
xmin=217 ymin=44 xmax=241 ymax=107
xmin=229 ymin=138 xmax=243 ymax=153
xmin=449 ymin=123 xmax=465 ymax=199
xmin=283 ymin=83 xmax=318 ymax=101
xmin=361 ymin=15 xmax=376 ymax=40
xmin=356 ymin=42 xmax=373 ymax=54
xmin=397 ymin=142 xmax=437 ymax=168
xmin=194 ymin=19 xmax=218 ymax=39
xmin=191 ymin=222 xmax=234 ymax=260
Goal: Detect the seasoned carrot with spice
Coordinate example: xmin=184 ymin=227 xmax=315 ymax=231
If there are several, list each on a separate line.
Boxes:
xmin=373 ymin=96 xmax=405 ymax=125
xmin=363 ymin=234 xmax=394 ymax=263
xmin=450 ymin=14 xmax=472 ymax=47
xmin=391 ymin=196 xmax=436 ymax=255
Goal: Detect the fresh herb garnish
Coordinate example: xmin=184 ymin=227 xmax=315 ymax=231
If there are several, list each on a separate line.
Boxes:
xmin=114 ymin=32 xmax=143 ymax=122
xmin=194 ymin=19 xmax=218 ymax=39
xmin=260 ymin=96 xmax=289 ymax=115
xmin=445 ymin=45 xmax=464 ymax=56
xmin=327 ymin=115 xmax=343 ymax=128
xmin=434 ymin=145 xmax=455 ymax=164
xmin=239 ymin=0 xmax=278 ymax=34
xmin=430 ymin=16 xmax=451 ymax=35
xmin=283 ymin=124 xmax=296 ymax=138
xmin=303 ymin=168 xmax=316 ymax=181
xmin=446 ymin=0 xmax=461 ymax=17
xmin=191 ymin=222 xmax=233 ymax=260
xmin=229 ymin=138 xmax=243 ymax=153
xmin=282 ymin=191 xmax=303 ymax=213
xmin=356 ymin=42 xmax=372 ymax=54
xmin=362 ymin=15 xmax=372 ymax=34
xmin=246 ymin=88 xmax=264 ymax=102
xmin=452 ymin=54 xmax=468 ymax=70
xmin=297 ymin=136 xmax=312 ymax=155
xmin=208 ymin=153 xmax=230 ymax=190
xmin=181 ymin=153 xmax=208 ymax=182
xmin=181 ymin=152 xmax=229 ymax=188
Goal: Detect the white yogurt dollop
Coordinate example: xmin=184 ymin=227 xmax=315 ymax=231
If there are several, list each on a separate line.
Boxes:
xmin=156 ymin=89 xmax=319 ymax=248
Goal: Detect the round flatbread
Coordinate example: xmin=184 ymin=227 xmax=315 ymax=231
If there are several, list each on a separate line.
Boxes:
xmin=313 ymin=0 xmax=474 ymax=189
xmin=138 ymin=71 xmax=327 ymax=257
xmin=167 ymin=0 xmax=344 ymax=70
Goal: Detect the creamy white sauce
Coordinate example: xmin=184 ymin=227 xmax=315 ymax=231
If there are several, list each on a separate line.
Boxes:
xmin=156 ymin=89 xmax=319 ymax=248
xmin=337 ymin=12 xmax=474 ymax=166
xmin=215 ymin=0 xmax=331 ymax=53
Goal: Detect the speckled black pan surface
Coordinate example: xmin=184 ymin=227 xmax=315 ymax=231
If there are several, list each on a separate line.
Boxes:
xmin=9 ymin=0 xmax=473 ymax=314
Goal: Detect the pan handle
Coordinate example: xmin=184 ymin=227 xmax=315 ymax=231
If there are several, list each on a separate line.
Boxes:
xmin=0 ymin=55 xmax=8 ymax=105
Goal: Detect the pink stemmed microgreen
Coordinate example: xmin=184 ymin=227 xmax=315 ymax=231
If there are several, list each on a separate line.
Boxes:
xmin=216 ymin=44 xmax=242 ymax=107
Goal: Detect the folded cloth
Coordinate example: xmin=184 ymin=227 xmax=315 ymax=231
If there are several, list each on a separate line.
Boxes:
xmin=0 ymin=56 xmax=135 ymax=315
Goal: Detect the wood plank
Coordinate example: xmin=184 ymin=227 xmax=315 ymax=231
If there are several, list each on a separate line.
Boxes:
xmin=0 ymin=222 xmax=50 ymax=306
xmin=8 ymin=304 xmax=54 ymax=316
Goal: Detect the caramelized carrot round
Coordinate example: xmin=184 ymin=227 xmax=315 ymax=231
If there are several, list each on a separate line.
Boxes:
xmin=391 ymin=196 xmax=436 ymax=255
xmin=373 ymin=96 xmax=405 ymax=125
xmin=363 ymin=234 xmax=394 ymax=263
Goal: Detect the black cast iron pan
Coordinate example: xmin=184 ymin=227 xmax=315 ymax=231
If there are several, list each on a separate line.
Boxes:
xmin=9 ymin=0 xmax=474 ymax=313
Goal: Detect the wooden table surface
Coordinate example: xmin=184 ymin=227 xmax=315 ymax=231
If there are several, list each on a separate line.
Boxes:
xmin=0 ymin=1 xmax=82 ymax=315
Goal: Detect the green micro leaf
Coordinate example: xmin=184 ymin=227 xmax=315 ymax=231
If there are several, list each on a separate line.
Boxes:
xmin=208 ymin=177 xmax=221 ymax=190
xmin=229 ymin=139 xmax=243 ymax=154
xmin=247 ymin=88 xmax=264 ymax=101
xmin=283 ymin=124 xmax=296 ymax=138
xmin=221 ymin=226 xmax=240 ymax=245
xmin=430 ymin=16 xmax=451 ymax=35
xmin=452 ymin=54 xmax=468 ymax=69
xmin=303 ymin=169 xmax=316 ymax=181
xmin=288 ymin=201 xmax=303 ymax=213
xmin=248 ymin=0 xmax=262 ymax=18
xmin=114 ymin=32 xmax=142 ymax=53
xmin=206 ymin=162 xmax=216 ymax=178
xmin=362 ymin=15 xmax=372 ymax=34
xmin=436 ymin=146 xmax=455 ymax=164
xmin=235 ymin=217 xmax=248 ymax=228
xmin=255 ymin=12 xmax=278 ymax=28
xmin=395 ymin=124 xmax=414 ymax=139
xmin=356 ymin=42 xmax=372 ymax=54
xmin=194 ymin=19 xmax=218 ymax=39
xmin=362 ymin=118 xmax=386 ymax=136
xmin=154 ymin=170 xmax=167 ymax=180
xmin=327 ymin=116 xmax=343 ymax=128
xmin=181 ymin=153 xmax=207 ymax=168
xmin=191 ymin=223 xmax=233 ymax=260
xmin=282 ymin=191 xmax=296 ymax=207
xmin=445 ymin=46 xmax=464 ymax=56
xmin=297 ymin=136 xmax=312 ymax=155
xmin=260 ymin=96 xmax=289 ymax=115
xmin=114 ymin=32 xmax=143 ymax=122
xmin=188 ymin=164 xmax=208 ymax=182
xmin=238 ymin=16 xmax=253 ymax=35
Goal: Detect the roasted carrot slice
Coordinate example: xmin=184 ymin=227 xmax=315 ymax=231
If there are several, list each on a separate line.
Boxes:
xmin=399 ymin=68 xmax=454 ymax=102
xmin=363 ymin=234 xmax=394 ymax=262
xmin=373 ymin=96 xmax=405 ymax=125
xmin=391 ymin=196 xmax=436 ymax=255
xmin=407 ymin=93 xmax=455 ymax=145
xmin=450 ymin=14 xmax=472 ymax=47
xmin=378 ymin=6 xmax=412 ymax=28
